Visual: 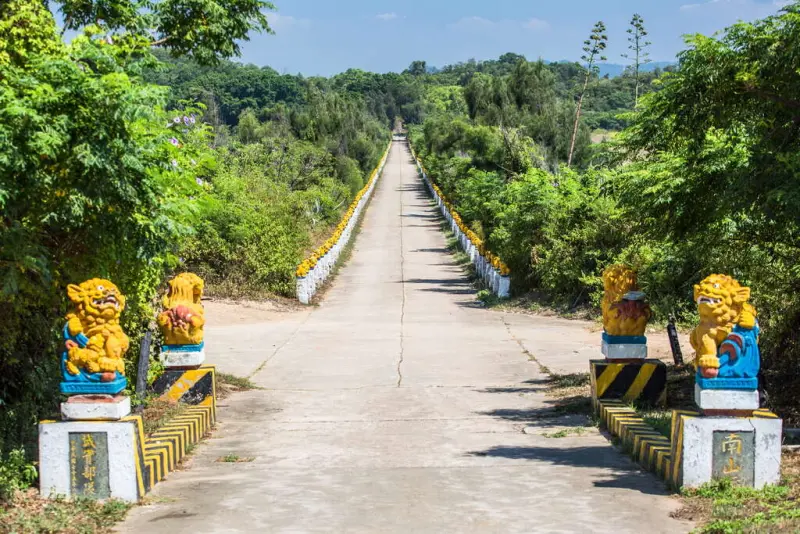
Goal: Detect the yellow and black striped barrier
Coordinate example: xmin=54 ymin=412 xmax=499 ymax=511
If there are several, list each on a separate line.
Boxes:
xmin=150 ymin=364 xmax=217 ymax=408
xmin=144 ymin=400 xmax=215 ymax=485
xmin=590 ymin=359 xmax=666 ymax=412
xmin=598 ymin=399 xmax=674 ymax=483
xmin=143 ymin=365 xmax=217 ymax=488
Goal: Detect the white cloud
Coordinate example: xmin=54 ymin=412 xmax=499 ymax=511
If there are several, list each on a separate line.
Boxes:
xmin=268 ymin=13 xmax=311 ymax=31
xmin=523 ymin=18 xmax=550 ymax=31
xmin=449 ymin=16 xmax=497 ymax=31
xmin=376 ymin=12 xmax=400 ymax=21
xmin=680 ymin=0 xmax=789 ymax=11
xmin=453 ymin=16 xmax=495 ymax=26
xmin=450 ymin=16 xmax=550 ymax=33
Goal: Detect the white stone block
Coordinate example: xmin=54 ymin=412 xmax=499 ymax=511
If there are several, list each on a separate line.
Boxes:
xmin=601 ymin=341 xmax=648 ymax=359
xmin=297 ymin=277 xmax=310 ymax=304
xmin=492 ymin=269 xmax=501 ymax=294
xmin=678 ymin=415 xmax=782 ymax=489
xmin=695 ymin=385 xmax=760 ymax=411
xmin=162 ymin=348 xmax=205 ymax=368
xmin=498 ymin=276 xmax=511 ymax=298
xmin=39 ymin=419 xmax=142 ymax=502
xmin=61 ymin=395 xmax=131 ymax=421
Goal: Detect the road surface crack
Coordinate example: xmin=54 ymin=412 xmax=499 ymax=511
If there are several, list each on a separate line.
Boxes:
xmin=248 ymin=311 xmax=313 ymax=380
xmin=397 ymin=143 xmax=406 ymax=388
xmin=502 ymin=315 xmax=549 ymax=374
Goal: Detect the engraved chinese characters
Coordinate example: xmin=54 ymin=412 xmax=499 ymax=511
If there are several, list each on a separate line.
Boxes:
xmin=68 ymin=432 xmax=111 ymax=498
xmin=712 ymin=431 xmax=755 ymax=486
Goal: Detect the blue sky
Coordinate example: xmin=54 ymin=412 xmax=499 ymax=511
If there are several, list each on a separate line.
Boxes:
xmin=238 ymin=0 xmax=791 ymax=75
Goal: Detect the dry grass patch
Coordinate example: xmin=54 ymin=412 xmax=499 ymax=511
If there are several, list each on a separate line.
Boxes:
xmin=0 ymin=489 xmax=131 ymax=534
xmin=217 ymin=373 xmax=259 ymax=400
xmin=545 ymin=372 xmax=592 ymax=415
xmin=141 ymin=399 xmax=189 ymax=435
xmin=216 ymin=454 xmax=255 ymax=463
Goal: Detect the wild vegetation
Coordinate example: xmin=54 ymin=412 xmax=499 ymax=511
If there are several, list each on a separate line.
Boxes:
xmin=0 ymin=0 xmax=389 ymax=496
xmin=409 ymin=5 xmax=800 ymax=426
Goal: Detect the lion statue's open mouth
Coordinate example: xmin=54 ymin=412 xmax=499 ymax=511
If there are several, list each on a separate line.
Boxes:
xmin=93 ymin=294 xmax=120 ymax=309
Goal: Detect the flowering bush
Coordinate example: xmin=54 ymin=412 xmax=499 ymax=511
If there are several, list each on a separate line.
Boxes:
xmin=295 ymin=145 xmax=390 ymax=278
xmin=424 ymin=162 xmax=511 ymax=277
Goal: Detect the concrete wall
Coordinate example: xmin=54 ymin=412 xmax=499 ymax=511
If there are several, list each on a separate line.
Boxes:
xmin=408 ymin=147 xmax=511 ymax=298
xmin=296 ymin=145 xmax=391 ymax=304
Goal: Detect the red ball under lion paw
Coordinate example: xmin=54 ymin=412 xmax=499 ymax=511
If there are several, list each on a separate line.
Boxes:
xmin=700 ymin=367 xmax=719 ymax=378
xmin=170 ymin=305 xmax=193 ymax=322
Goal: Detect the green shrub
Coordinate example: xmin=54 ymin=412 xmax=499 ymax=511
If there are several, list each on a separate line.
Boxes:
xmin=0 ymin=448 xmax=37 ymax=502
xmin=184 ymin=140 xmax=352 ymax=297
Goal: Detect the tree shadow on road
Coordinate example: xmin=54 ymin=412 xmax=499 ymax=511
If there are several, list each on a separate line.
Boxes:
xmin=475 ymin=404 xmax=591 ymax=428
xmin=466 ymin=445 xmax=671 ymax=496
xmin=410 ymin=248 xmax=449 ymax=253
xmin=401 ymin=212 xmax=438 ymax=219
xmin=399 ymin=277 xmax=477 ymax=296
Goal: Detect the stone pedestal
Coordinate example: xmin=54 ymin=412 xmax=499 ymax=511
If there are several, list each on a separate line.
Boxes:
xmin=39 ymin=415 xmax=146 ymax=502
xmin=161 ymin=343 xmax=205 ymax=368
xmin=590 ymin=359 xmax=666 ymax=413
xmin=695 ymin=385 xmax=759 ymax=412
xmin=601 ymin=332 xmax=648 ymax=359
xmin=61 ymin=394 xmax=131 ymax=421
xmin=671 ymin=410 xmax=782 ymax=489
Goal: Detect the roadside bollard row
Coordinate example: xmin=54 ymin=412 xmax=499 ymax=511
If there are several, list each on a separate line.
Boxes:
xmin=409 ymin=147 xmax=511 ymax=298
xmin=295 ymin=142 xmax=392 ymax=304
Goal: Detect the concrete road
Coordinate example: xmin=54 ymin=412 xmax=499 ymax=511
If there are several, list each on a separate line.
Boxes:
xmin=120 ymin=141 xmax=690 ymax=533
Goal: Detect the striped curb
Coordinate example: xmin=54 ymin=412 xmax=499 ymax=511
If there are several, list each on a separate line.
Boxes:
xmin=143 ymin=400 xmax=215 ymax=485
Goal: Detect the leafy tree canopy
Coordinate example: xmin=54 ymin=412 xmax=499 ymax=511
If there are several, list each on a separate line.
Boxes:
xmin=56 ymin=0 xmax=275 ymax=65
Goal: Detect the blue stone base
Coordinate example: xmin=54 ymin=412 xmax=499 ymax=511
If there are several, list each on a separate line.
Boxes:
xmin=60 ymin=376 xmax=127 ymax=395
xmin=696 ymin=376 xmax=758 ymax=391
xmin=162 ymin=341 xmax=204 ymax=353
xmin=602 ymin=331 xmax=648 ymax=359
xmin=602 ymin=332 xmax=647 ymax=345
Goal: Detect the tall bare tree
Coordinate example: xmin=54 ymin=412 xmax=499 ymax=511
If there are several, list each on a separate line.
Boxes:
xmin=621 ymin=13 xmax=652 ymax=108
xmin=567 ymin=21 xmax=607 ymax=168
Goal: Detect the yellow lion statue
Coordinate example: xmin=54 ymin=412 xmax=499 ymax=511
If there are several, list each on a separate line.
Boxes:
xmin=601 ymin=265 xmax=651 ymax=336
xmin=64 ymin=279 xmax=129 ymax=377
xmin=690 ymin=274 xmax=757 ymax=376
xmin=158 ymin=273 xmax=205 ymax=345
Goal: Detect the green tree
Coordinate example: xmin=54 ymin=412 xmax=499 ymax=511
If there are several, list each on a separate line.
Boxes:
xmin=567 ymin=21 xmax=608 ymax=167
xmin=405 ymin=60 xmax=427 ymax=77
xmin=0 ymin=0 xmax=275 ymax=473
xmin=617 ymin=1 xmax=800 ymax=419
xmin=621 ymin=13 xmax=652 ymax=108
xmin=57 ymin=0 xmax=275 ymax=65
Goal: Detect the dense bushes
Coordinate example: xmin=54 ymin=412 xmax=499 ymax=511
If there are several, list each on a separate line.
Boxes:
xmin=0 ymin=0 xmax=388 ymax=489
xmin=0 ymin=1 xmax=218 ymax=469
xmin=411 ymin=3 xmax=800 ymax=423
xmin=183 ymin=140 xmax=358 ymax=298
